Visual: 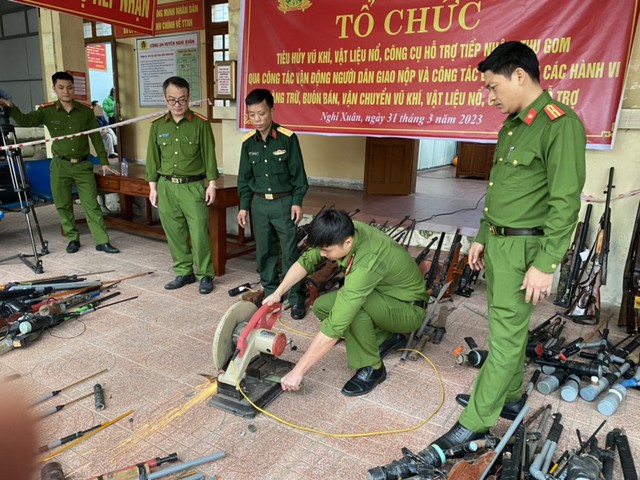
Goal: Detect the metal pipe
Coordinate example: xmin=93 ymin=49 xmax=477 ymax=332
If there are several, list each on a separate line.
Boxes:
xmin=147 ymin=452 xmax=225 ymax=479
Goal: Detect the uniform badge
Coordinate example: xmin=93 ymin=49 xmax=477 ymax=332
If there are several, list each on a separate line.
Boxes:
xmin=278 ymin=0 xmax=312 ymax=13
xmin=273 ymin=149 xmax=287 ymax=155
xmin=544 ymin=104 xmax=565 ymax=120
xmin=524 ymin=108 xmax=537 ymax=126
xmin=159 ymin=133 xmax=170 ymax=138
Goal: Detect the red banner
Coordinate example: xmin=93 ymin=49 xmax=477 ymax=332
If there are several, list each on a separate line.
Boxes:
xmin=114 ymin=0 xmax=204 ymax=38
xmin=13 ymin=0 xmax=157 ymax=36
xmin=239 ymin=0 xmax=640 ymax=148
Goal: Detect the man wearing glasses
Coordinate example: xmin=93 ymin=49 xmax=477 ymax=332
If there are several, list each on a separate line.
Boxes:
xmin=145 ymin=76 xmax=219 ymax=294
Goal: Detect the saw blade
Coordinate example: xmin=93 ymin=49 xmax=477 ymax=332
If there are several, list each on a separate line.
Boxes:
xmin=212 ymin=301 xmax=258 ymax=371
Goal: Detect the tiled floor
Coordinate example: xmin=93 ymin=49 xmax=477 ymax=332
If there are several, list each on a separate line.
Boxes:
xmin=0 ymin=170 xmax=637 ymax=479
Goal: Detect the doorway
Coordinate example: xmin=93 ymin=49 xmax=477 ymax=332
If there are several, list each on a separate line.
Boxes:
xmin=84 ymin=21 xmax=120 ymax=159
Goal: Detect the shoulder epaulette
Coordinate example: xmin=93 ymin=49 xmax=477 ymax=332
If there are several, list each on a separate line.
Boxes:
xmin=544 ymin=104 xmax=565 ymax=121
xmin=78 ymin=101 xmax=93 ymax=109
xmin=242 ymin=131 xmax=255 ymax=142
xmin=151 ymin=114 xmax=166 ymax=123
xmin=193 ymin=112 xmax=208 ymax=121
xmin=276 ymin=126 xmax=294 ymax=137
xmin=37 ymin=102 xmax=55 ymax=109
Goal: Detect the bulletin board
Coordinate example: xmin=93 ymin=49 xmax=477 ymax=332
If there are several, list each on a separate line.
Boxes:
xmin=136 ymin=32 xmax=201 ymax=107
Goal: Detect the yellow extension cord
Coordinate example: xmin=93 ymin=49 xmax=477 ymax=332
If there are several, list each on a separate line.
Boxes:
xmin=227 ymin=318 xmax=445 ymax=438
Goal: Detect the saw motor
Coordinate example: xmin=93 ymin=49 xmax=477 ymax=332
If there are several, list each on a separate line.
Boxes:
xmin=209 ymin=301 xmax=295 ymax=417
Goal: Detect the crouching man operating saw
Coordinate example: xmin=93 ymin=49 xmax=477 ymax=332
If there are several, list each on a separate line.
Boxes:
xmin=263 ymin=209 xmax=429 ymax=396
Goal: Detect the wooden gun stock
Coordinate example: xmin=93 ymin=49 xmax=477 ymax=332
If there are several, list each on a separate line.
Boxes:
xmin=305 ymin=261 xmax=342 ymax=306
xmin=447 ymin=451 xmax=496 ymax=480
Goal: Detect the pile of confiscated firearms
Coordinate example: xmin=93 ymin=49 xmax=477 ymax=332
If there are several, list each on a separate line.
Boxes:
xmin=0 ymin=271 xmax=150 ymax=354
xmin=368 ymin=369 xmax=639 ymax=480
xmin=456 ymin=313 xmax=640 ymax=416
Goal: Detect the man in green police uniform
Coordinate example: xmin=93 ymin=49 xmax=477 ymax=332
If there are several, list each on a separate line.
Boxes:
xmin=146 ymin=76 xmax=219 ymax=294
xmin=263 ymin=210 xmax=428 ymax=396
xmin=237 ymin=88 xmax=309 ymax=319
xmin=432 ymin=42 xmax=586 ymax=449
xmin=0 ymin=72 xmax=120 ymax=254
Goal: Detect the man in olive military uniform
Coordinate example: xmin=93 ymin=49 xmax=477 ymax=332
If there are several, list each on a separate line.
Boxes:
xmin=432 ymin=42 xmax=586 ymax=449
xmin=237 ymin=88 xmax=309 ymax=318
xmin=263 ymin=210 xmax=428 ymax=396
xmin=146 ymin=76 xmax=218 ymax=294
xmin=0 ymin=72 xmax=120 ymax=254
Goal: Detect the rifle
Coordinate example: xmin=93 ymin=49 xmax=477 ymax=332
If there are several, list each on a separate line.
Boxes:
xmin=0 ymin=270 xmax=113 ymax=291
xmin=619 ymin=200 xmax=640 ymax=332
xmin=601 ymin=167 xmax=614 ymax=285
xmin=566 ymin=169 xmax=614 ymax=324
xmin=422 ymin=229 xmax=462 ymax=345
xmin=424 ymin=232 xmax=445 ymax=290
xmin=555 ymin=220 xmax=583 ymax=303
xmin=556 ymin=204 xmax=592 ymax=308
xmin=414 ymin=235 xmax=438 ymax=265
xmin=436 ymin=229 xmax=462 ymax=299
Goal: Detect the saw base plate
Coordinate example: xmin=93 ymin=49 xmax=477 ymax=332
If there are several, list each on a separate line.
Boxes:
xmin=209 ymin=353 xmax=295 ymax=418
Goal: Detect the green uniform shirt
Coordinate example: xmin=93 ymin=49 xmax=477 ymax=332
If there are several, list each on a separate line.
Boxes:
xmin=237 ymin=123 xmax=308 ymax=210
xmin=145 ymin=110 xmax=219 ymax=182
xmin=475 ymin=91 xmax=586 ymax=273
xmin=297 ymin=222 xmax=429 ymax=339
xmin=9 ymin=101 xmax=108 ymax=166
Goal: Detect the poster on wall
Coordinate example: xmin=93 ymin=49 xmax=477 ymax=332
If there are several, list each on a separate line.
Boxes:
xmin=67 ymin=70 xmax=87 ymax=101
xmin=239 ymin=0 xmax=640 ymax=148
xmin=86 ymin=45 xmax=108 ymax=71
xmin=136 ymin=33 xmax=201 ymax=107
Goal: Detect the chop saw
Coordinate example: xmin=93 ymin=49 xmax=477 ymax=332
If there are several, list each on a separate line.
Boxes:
xmin=209 ymin=301 xmax=295 ymax=418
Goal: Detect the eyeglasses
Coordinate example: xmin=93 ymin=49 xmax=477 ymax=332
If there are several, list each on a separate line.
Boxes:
xmin=166 ymin=97 xmax=188 ymax=106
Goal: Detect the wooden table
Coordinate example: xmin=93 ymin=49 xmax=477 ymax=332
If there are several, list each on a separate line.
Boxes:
xmin=94 ymin=164 xmax=254 ymax=276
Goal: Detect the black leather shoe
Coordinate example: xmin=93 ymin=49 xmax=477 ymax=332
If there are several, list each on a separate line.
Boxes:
xmin=66 ymin=240 xmax=80 ymax=254
xmin=379 ymin=333 xmax=406 ymax=359
xmin=199 ymin=276 xmax=214 ymax=294
xmin=432 ymin=421 xmax=488 ymax=450
xmin=455 ymin=394 xmax=524 ymax=421
xmin=291 ymin=304 xmax=307 ymax=320
xmin=341 ymin=364 xmax=387 ymax=396
xmin=164 ymin=274 xmax=196 ymax=290
xmin=95 ymin=242 xmax=119 ymax=254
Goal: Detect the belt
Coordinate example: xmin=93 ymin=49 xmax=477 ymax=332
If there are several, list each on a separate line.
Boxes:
xmin=58 ymin=155 xmax=88 ymax=164
xmin=161 ymin=174 xmax=206 ymax=184
xmin=412 ymin=299 xmax=428 ymax=309
xmin=489 ymin=224 xmax=544 ymax=236
xmin=255 ymin=192 xmax=291 ymax=200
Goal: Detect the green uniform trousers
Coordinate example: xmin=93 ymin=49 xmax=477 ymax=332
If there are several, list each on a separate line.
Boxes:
xmin=158 ymin=178 xmax=213 ymax=278
xmin=50 ymin=158 xmax=109 ymax=245
xmin=312 ymin=289 xmax=424 ymax=370
xmin=459 ymin=235 xmax=540 ymax=432
xmin=251 ymin=195 xmax=304 ymax=305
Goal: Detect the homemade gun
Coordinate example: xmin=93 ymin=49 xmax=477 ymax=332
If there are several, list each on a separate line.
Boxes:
xmin=555 ymin=204 xmax=592 ymax=309
xmin=619 ymin=200 xmax=640 ymax=333
xmin=566 ymin=168 xmax=614 ymax=324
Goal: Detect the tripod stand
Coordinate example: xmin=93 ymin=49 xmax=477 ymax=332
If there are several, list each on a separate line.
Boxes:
xmin=0 ymin=112 xmax=49 ymax=273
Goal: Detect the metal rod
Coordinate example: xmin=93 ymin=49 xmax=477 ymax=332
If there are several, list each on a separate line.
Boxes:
xmin=147 ymin=452 xmax=225 ymax=479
